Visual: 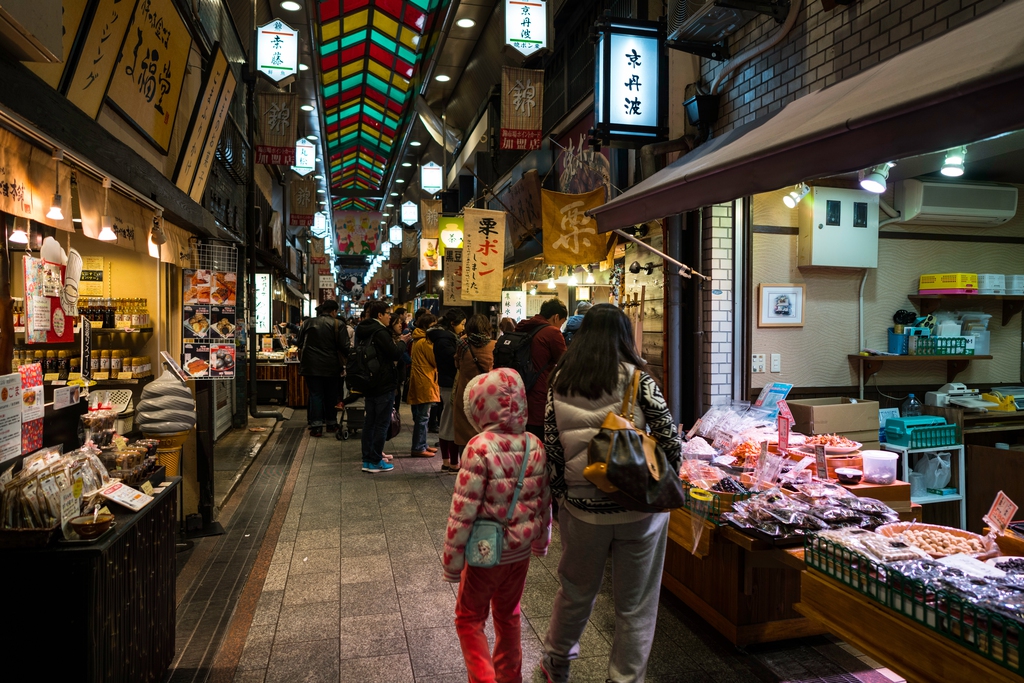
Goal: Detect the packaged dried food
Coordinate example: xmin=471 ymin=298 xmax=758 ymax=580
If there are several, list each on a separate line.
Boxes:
xmin=808 ymin=505 xmax=865 ymax=526
xmin=837 ymin=496 xmax=895 ymax=516
xmin=681 ymin=436 xmax=718 ymax=460
xmin=857 ymin=533 xmax=930 ymax=563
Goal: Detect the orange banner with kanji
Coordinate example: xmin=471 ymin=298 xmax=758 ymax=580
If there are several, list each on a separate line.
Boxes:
xmin=541 ymin=187 xmax=609 ymax=266
xmin=462 ymin=208 xmax=506 ymax=302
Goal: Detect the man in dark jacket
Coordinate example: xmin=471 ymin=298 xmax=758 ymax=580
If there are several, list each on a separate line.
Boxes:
xmin=353 ymin=300 xmax=409 ymax=473
xmin=562 ymin=300 xmax=591 ymax=345
xmin=514 ymin=298 xmax=568 ymax=441
xmin=297 ymin=300 xmax=350 ymax=437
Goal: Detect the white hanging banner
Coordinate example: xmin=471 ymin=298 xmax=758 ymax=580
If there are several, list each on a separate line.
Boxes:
xmin=462 ymin=208 xmax=506 ymax=302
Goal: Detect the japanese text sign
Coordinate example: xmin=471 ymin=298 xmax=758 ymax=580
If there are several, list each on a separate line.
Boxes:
xmin=257 ymin=20 xmax=298 ymax=83
xmin=541 ymin=188 xmax=608 ymax=266
xmin=420 ymin=238 xmax=440 ymax=271
xmin=443 ymin=250 xmax=468 ymax=305
xmin=594 ymin=18 xmax=665 ymax=142
xmin=106 ymin=0 xmax=193 ymax=153
xmin=505 ymin=0 xmax=547 ymax=57
xmin=401 ymin=201 xmax=418 ymax=226
xmin=335 ymin=211 xmax=383 ymax=255
xmin=986 ymin=491 xmax=1018 ymax=535
xmin=421 ymin=162 xmax=443 ymax=195
xmin=254 ymin=273 xmax=271 ymax=334
xmin=175 ymin=47 xmax=230 ymax=194
xmin=462 ymin=209 xmax=506 ymax=302
xmin=420 ymin=199 xmax=442 ymax=238
xmin=256 ymin=92 xmax=298 ymax=165
xmin=439 ymin=217 xmax=464 ymax=249
xmin=293 ymin=139 xmax=316 ymax=175
xmin=191 ymin=69 xmax=238 ymax=202
xmin=501 ymin=67 xmax=544 ymax=151
xmin=501 ymin=291 xmax=526 ymax=321
xmin=66 ymin=0 xmax=134 ymax=118
xmin=289 ymin=175 xmax=317 ymax=226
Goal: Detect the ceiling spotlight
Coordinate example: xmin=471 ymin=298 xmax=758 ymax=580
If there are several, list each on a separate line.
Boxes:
xmin=395 ymin=178 xmax=405 ymax=183
xmin=299 ymin=63 xmax=309 ymax=71
xmin=456 ymin=18 xmax=475 ymax=28
xmin=529 ymin=285 xmax=538 ymax=296
xmin=306 ymin=135 xmax=318 ymax=141
xmin=300 ymin=104 xmax=315 ymax=112
xmin=9 ymin=217 xmax=28 ymax=244
xmin=280 ymin=0 xmax=301 ymax=10
xmin=941 ymin=146 xmax=967 ymax=177
xmin=317 ymin=189 xmax=325 ymax=194
xmin=402 ymin=162 xmax=412 ymax=167
xmin=859 ymin=163 xmax=892 ymax=194
xmin=568 ymin=270 xmax=579 ymax=286
xmin=782 ymin=183 xmax=810 ymax=208
xmin=386 ymin=203 xmax=394 ymax=207
xmin=628 ymin=261 xmax=641 ymax=274
xmin=586 ymin=270 xmax=595 ymax=284
xmin=391 ymin=192 xmax=399 ymax=196
xmin=409 ymin=141 xmax=421 ymax=147
xmin=314 ymin=174 xmax=323 ymax=179
xmin=435 ymin=74 xmax=451 ymax=82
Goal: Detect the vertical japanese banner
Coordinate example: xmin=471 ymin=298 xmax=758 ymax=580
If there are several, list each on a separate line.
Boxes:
xmin=175 ymin=47 xmax=230 ymax=193
xmin=420 ymin=199 xmax=442 ymax=238
xmin=289 ymin=176 xmax=317 ymax=226
xmin=401 ymin=226 xmax=417 ymax=259
xmin=189 ymin=69 xmax=238 ymax=202
xmin=310 ymin=237 xmax=326 ymax=264
xmin=106 ymin=0 xmax=193 ymax=153
xmin=541 ymin=188 xmax=609 ymax=266
xmin=501 ymin=290 xmax=527 ymax=322
xmin=256 ymin=92 xmax=297 ymax=165
xmin=65 ymin=0 xmax=136 ymax=118
xmin=462 ymin=209 xmax=506 ymax=302
xmin=500 ymin=67 xmax=544 ymax=151
xmin=420 ymin=238 xmax=441 ymax=271
xmin=443 ymin=249 xmax=468 ymax=305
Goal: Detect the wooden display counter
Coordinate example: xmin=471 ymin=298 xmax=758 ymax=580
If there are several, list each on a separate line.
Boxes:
xmin=661 ymin=507 xmax=824 ymax=646
xmin=797 ymin=570 xmax=1022 ymax=682
xmin=255 ymin=362 xmax=309 ymax=408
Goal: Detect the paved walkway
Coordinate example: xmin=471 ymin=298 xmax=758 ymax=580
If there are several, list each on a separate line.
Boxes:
xmin=170 ymin=408 xmax=906 ymax=683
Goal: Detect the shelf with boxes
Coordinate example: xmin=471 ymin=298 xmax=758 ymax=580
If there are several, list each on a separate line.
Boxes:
xmin=849 ymin=354 xmax=992 ymax=388
xmin=908 ymin=295 xmax=1024 ymax=327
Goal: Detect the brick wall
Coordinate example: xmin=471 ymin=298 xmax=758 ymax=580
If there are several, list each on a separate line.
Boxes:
xmin=701 ymin=0 xmax=1009 ymax=135
xmin=702 ymin=203 xmax=735 ymax=408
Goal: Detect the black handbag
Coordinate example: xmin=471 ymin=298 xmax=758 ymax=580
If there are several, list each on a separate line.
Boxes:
xmin=387 ymin=407 xmax=401 ymax=441
xmin=584 ymin=370 xmax=685 ymax=513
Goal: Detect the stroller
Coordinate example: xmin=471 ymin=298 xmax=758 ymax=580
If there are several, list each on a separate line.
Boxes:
xmin=339 ymin=393 xmax=365 ymax=440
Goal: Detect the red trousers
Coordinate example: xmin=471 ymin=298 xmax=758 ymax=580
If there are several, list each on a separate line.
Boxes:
xmin=455 ymin=558 xmax=531 ymax=683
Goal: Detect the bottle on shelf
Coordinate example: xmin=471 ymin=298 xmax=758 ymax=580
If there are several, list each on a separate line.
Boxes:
xmin=103 ymin=298 xmax=116 ymax=329
xmin=902 ymin=393 xmax=923 ymax=417
xmin=44 ymin=350 xmax=57 ymax=375
xmin=57 ymin=351 xmax=69 ymax=381
xmin=111 ymin=350 xmax=122 ymax=379
xmin=33 ymin=350 xmax=43 ymax=368
xmin=90 ymin=350 xmax=100 ymax=375
xmin=70 ymin=357 xmax=80 ymax=377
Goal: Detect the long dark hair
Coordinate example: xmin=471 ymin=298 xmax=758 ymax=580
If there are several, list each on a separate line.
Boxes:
xmin=551 ymin=304 xmax=645 ymax=400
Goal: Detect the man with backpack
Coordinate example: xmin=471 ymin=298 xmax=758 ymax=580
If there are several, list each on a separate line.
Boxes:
xmin=495 ymin=298 xmax=567 ymax=441
xmin=350 ymin=301 xmax=410 ymax=473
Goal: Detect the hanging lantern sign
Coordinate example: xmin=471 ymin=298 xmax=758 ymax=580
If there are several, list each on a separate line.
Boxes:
xmin=401 ymin=201 xmax=418 ymax=226
xmin=389 ymin=225 xmax=403 ymax=244
xmin=257 ymin=20 xmax=299 ymax=84
xmin=505 ymin=0 xmax=548 ymax=58
xmin=421 ymin=162 xmax=443 ymax=194
xmin=439 ymin=217 xmax=464 ymax=249
xmin=292 ymin=139 xmax=316 ymax=176
xmin=593 ymin=17 xmax=667 ymax=145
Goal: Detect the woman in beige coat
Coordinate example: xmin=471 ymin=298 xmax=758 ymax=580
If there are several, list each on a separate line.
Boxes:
xmin=407 ymin=312 xmax=439 ymax=457
xmin=449 ymin=314 xmax=496 ymax=472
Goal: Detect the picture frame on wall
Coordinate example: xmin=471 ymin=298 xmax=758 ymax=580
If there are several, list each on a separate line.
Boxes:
xmin=758 ymin=283 xmax=805 ymax=327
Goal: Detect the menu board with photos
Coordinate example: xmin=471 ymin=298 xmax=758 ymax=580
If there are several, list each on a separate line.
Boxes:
xmin=182 ymin=269 xmax=237 ymax=379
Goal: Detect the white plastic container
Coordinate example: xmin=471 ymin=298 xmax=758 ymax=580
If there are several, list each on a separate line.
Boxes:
xmin=977 ymin=273 xmax=1005 ymax=294
xmin=862 ymin=450 xmax=899 ymax=485
xmin=1007 ymin=275 xmax=1024 ymax=295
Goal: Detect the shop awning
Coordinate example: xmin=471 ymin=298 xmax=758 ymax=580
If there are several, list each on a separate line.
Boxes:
xmin=590 ymin=0 xmax=1024 ymax=232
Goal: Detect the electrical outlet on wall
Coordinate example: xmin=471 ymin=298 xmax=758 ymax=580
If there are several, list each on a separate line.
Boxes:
xmin=752 ymin=354 xmax=766 ymax=373
xmin=770 ymin=354 xmax=781 ymax=372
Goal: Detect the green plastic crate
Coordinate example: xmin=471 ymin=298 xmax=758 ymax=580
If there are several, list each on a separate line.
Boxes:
xmin=909 ymin=336 xmax=973 ymax=356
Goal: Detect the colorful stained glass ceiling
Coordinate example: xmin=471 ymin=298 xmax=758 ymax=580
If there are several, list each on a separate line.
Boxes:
xmin=317 ymin=0 xmax=448 ymax=211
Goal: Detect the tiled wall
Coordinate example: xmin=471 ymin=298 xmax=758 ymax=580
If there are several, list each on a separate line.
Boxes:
xmin=702 ymin=203 xmax=735 ymax=408
xmin=701 ymin=0 xmax=1009 ymax=135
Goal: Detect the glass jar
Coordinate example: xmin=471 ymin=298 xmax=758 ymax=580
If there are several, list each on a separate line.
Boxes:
xmin=90 ymin=350 xmax=100 ymax=373
xmin=110 ymin=350 xmax=122 ymax=379
xmin=100 ymin=350 xmax=111 ymax=372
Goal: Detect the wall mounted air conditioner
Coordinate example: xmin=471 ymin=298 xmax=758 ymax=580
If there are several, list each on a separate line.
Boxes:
xmin=895 ymin=179 xmax=1018 ymax=227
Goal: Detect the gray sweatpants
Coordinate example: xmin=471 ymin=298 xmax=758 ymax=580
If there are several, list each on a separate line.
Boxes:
xmin=542 ymin=505 xmax=670 ymax=683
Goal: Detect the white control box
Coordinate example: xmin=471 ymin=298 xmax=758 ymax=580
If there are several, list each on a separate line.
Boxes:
xmin=798 ymin=187 xmax=879 ymax=268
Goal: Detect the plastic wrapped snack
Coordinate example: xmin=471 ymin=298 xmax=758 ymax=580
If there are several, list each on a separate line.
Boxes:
xmin=681 ymin=436 xmax=718 ymax=460
xmin=857 ymin=533 xmax=931 ymax=563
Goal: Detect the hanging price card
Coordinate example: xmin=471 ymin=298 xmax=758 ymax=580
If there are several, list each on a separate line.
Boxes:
xmin=986 ymin=491 xmax=1018 ymax=535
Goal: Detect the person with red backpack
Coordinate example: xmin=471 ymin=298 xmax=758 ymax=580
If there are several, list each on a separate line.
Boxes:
xmin=495 ymin=298 xmax=567 ymax=442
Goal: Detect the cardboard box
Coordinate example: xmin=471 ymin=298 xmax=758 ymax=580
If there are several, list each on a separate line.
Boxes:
xmin=842 ymin=479 xmax=911 ymax=505
xmin=858 ymin=441 xmax=881 ymax=452
xmin=840 ymin=430 xmax=882 ymax=445
xmin=898 ymin=503 xmax=923 ymax=523
xmin=788 ymin=398 xmax=880 ymax=435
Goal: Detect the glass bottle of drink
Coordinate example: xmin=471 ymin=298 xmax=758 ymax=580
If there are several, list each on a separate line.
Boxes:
xmin=104 ymin=298 xmax=116 ymax=328
xmin=57 ymin=351 xmax=70 ymax=380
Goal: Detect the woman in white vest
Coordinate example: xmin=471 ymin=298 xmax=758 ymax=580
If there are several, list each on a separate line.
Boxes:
xmin=540 ymin=303 xmax=681 ymax=683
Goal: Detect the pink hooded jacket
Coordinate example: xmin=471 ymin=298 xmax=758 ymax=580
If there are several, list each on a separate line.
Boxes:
xmin=442 ymin=368 xmax=551 ymax=582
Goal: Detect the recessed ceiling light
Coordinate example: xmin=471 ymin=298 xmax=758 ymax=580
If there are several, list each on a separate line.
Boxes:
xmin=280 ymin=0 xmax=301 ymax=10
xmin=386 ymin=203 xmax=394 ymax=207
xmin=435 ymin=74 xmax=451 ymax=82
xmin=391 ymin=192 xmax=399 ymax=196
xmin=306 ymin=135 xmax=317 ymax=141
xmin=299 ymin=63 xmax=309 ymax=71
xmin=456 ymin=18 xmax=475 ymax=28
xmin=402 ymin=162 xmax=412 ymax=167
xmin=314 ymin=174 xmax=323 ymax=179
xmin=317 ymin=189 xmax=325 ymax=193
xmin=300 ymin=104 xmax=315 ymax=112
xmin=316 ymin=157 xmax=322 ymax=162
xmin=382 ymin=212 xmax=389 ymax=217
xmin=409 ymin=141 xmax=421 ymax=147
xmin=396 ymin=178 xmax=405 ymax=183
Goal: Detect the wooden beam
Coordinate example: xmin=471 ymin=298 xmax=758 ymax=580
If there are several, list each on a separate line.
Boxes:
xmin=0 ymin=52 xmax=239 ymax=243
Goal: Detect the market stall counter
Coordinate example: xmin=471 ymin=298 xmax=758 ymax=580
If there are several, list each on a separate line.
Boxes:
xmin=0 ymin=478 xmax=180 ymax=683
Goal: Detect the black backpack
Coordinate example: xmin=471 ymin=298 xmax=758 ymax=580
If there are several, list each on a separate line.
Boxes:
xmin=493 ymin=326 xmax=545 ymax=390
xmin=346 ymin=336 xmax=381 ymax=393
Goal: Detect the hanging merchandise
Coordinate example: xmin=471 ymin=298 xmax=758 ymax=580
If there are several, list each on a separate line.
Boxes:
xmin=289 ymin=175 xmax=317 ymax=226
xmin=256 ymin=92 xmax=298 ymax=165
xmin=443 ymin=249 xmax=469 ymax=306
xmin=541 ymin=187 xmax=609 ymax=266
xmin=420 ymin=199 xmax=442 ymax=238
xmin=500 ymin=67 xmax=545 ymax=151
xmin=462 ymin=209 xmax=506 ymax=302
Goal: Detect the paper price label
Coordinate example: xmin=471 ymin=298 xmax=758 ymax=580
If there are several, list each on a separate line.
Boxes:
xmin=777 ymin=399 xmax=794 ymax=424
xmin=141 ymin=481 xmax=154 ymax=495
xmin=814 ymin=445 xmax=828 ymax=480
xmin=60 ymin=488 xmax=80 ymax=539
xmin=778 ymin=415 xmax=790 ymax=452
xmin=987 ymin=491 xmax=1018 ymax=535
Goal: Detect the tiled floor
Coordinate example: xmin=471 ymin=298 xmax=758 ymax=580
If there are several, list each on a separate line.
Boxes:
xmin=170 ymin=408 xmax=906 ymax=683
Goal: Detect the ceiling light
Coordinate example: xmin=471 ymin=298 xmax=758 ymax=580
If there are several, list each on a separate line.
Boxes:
xmin=402 ymin=162 xmax=412 ymax=167
xmin=300 ymin=104 xmax=315 ymax=112
xmin=280 ymin=0 xmax=301 ymax=10
xmin=456 ymin=18 xmax=475 ymax=28
xmin=435 ymin=74 xmax=451 ymax=82
xmin=529 ymin=286 xmax=538 ymax=296
xmin=47 ymin=150 xmax=64 ymax=220
xmin=314 ymin=174 xmax=323 ymax=179
xmin=395 ymin=178 xmax=405 ymax=183
xmin=409 ymin=141 xmax=421 ymax=147
xmin=858 ymin=164 xmax=891 ymax=194
xmin=547 ymin=277 xmax=556 ymax=290
xmin=9 ymin=218 xmax=28 ymax=244
xmin=782 ymin=183 xmax=810 ymax=208
xmin=98 ymin=178 xmax=115 ymax=240
xmin=391 ymin=192 xmax=399 ymax=196
xmin=306 ymin=135 xmax=317 ymax=141
xmin=941 ymin=146 xmax=967 ymax=177
xmin=568 ymin=270 xmax=578 ymax=286
xmin=299 ymin=63 xmax=309 ymax=71
xmin=386 ymin=203 xmax=394 ymax=207
xmin=586 ymin=271 xmax=595 ymax=284
xmin=439 ymin=277 xmax=445 ymax=288
xmin=317 ymin=189 xmax=325 ymax=194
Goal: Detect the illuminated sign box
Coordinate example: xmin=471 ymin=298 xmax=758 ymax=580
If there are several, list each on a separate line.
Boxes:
xmin=505 ymin=0 xmax=548 ymax=57
xmin=421 ymin=162 xmax=443 ymax=194
xmin=257 ymin=20 xmax=299 ymax=84
xmin=593 ymin=17 xmax=667 ymax=145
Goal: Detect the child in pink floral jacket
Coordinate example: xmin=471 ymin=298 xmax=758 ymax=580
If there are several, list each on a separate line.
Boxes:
xmin=443 ymin=368 xmax=551 ymax=683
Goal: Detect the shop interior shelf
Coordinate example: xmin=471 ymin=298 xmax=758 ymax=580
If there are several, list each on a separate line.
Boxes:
xmin=849 ymin=354 xmax=993 ymax=384
xmin=908 ymin=294 xmax=1024 ymax=326
xmin=911 ymin=492 xmax=964 ymax=505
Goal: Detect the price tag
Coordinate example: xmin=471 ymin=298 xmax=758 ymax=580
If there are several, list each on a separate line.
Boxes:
xmin=43 ymin=373 xmax=60 ymax=382
xmin=60 ymin=488 xmax=80 ymax=539
xmin=986 ymin=491 xmax=1018 ymax=535
xmin=141 ymin=481 xmax=154 ymax=495
xmin=93 ymin=372 xmax=109 ymax=381
xmin=777 ymin=414 xmax=790 ymax=453
xmin=68 ymin=373 xmax=82 ymax=381
xmin=51 ymin=379 xmax=67 ymax=386
xmin=72 ymin=476 xmax=83 ymax=499
xmin=814 ymin=445 xmax=828 ymax=480
xmin=791 ymin=456 xmax=815 ymax=472
xmin=777 ymin=399 xmax=794 ymax=424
